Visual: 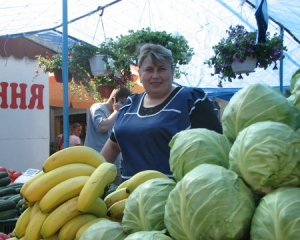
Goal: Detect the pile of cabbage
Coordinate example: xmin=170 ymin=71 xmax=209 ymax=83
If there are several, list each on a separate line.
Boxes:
xmin=80 ymin=80 xmax=300 ymax=240
xmin=167 ymin=82 xmax=300 ymax=240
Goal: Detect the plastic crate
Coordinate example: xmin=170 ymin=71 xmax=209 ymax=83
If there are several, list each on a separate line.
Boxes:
xmin=0 ymin=218 xmax=17 ymax=234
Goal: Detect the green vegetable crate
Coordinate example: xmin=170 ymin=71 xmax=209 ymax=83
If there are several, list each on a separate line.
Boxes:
xmin=0 ymin=218 xmax=17 ymax=234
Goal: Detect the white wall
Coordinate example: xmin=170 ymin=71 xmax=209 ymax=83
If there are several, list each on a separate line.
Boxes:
xmin=0 ymin=56 xmax=49 ymax=172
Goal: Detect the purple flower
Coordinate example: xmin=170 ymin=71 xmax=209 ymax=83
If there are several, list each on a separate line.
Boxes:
xmin=249 ymin=40 xmax=255 ymax=45
xmin=247 ymin=48 xmax=255 ymax=53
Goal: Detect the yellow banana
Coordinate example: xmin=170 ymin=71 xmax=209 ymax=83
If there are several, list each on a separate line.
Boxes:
xmin=30 ymin=201 xmax=40 ymax=220
xmin=116 ymin=179 xmax=129 ymax=190
xmin=77 ymin=162 xmax=117 ymax=212
xmin=74 ymin=218 xmax=106 ymax=240
xmin=104 ymin=187 xmax=129 ymax=209
xmin=23 ymin=163 xmax=95 ymax=202
xmin=24 ymin=210 xmax=49 ymax=240
xmin=20 ymin=171 xmax=44 ymax=197
xmin=39 ymin=175 xmax=89 ymax=213
xmin=43 ymin=146 xmax=106 ymax=172
xmin=41 ymin=196 xmax=81 ymax=239
xmin=125 ymin=170 xmax=169 ymax=194
xmin=57 ymin=214 xmax=97 ymax=240
xmin=107 ymin=198 xmax=127 ymax=220
xmin=13 ymin=206 xmax=33 ymax=238
xmin=40 ymin=233 xmax=59 ymax=239
xmin=79 ymin=197 xmax=107 ymax=218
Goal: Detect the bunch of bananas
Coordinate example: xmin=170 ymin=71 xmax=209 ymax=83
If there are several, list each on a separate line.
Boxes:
xmin=11 ymin=146 xmax=170 ymax=240
xmin=104 ymin=169 xmax=169 ymax=221
xmin=12 ymin=146 xmax=118 ymax=240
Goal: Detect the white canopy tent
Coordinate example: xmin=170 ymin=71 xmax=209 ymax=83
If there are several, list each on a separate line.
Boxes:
xmin=1 ymin=0 xmax=299 ymax=97
xmin=1 ymin=0 xmax=299 ymax=148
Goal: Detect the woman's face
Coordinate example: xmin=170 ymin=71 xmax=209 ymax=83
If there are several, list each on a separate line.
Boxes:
xmin=139 ymin=57 xmax=173 ymax=96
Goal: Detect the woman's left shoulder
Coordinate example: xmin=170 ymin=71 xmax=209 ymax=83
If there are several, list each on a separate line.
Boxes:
xmin=178 ymin=86 xmax=207 ymax=99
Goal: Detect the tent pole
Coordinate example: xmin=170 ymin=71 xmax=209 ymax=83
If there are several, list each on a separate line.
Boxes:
xmin=62 ymin=0 xmax=70 ymax=148
xmin=279 ymin=26 xmax=284 ymax=93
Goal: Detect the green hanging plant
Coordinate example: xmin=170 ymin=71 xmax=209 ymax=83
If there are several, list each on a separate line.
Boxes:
xmin=205 ymin=25 xmax=287 ymax=87
xmin=110 ymin=27 xmax=194 ymax=78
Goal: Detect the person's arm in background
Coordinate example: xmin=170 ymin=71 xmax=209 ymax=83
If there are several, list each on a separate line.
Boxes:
xmin=100 ymin=138 xmax=121 ymax=163
xmin=97 ymin=99 xmax=123 ymax=133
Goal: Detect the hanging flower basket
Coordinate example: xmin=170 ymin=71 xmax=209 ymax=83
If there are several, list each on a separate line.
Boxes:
xmin=97 ymin=84 xmax=114 ymax=99
xmin=89 ymin=54 xmax=107 ymax=77
xmin=205 ymin=25 xmax=287 ymax=85
xmin=231 ymin=56 xmax=257 ymax=74
xmin=53 ymin=69 xmax=72 ymax=83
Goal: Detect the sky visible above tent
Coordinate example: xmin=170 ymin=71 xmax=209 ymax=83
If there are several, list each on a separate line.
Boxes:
xmin=0 ymin=0 xmax=299 ymax=96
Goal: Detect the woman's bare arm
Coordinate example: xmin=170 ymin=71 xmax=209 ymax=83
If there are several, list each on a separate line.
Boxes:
xmin=100 ymin=139 xmax=121 ymax=163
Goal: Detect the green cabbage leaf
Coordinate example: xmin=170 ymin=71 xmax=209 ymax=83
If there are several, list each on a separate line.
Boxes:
xmin=289 ymin=77 xmax=300 ymax=118
xmin=169 ymin=128 xmax=232 ymax=181
xmin=222 ymin=83 xmax=296 ymax=142
xmin=164 ymin=164 xmax=255 ymax=240
xmin=79 ymin=219 xmax=128 ymax=240
xmin=290 ymin=68 xmax=300 ymax=92
xmin=122 ymin=178 xmax=176 ymax=234
xmin=124 ymin=230 xmax=173 ymax=240
xmin=251 ymin=187 xmax=300 ymax=240
xmin=229 ymin=121 xmax=300 ymax=194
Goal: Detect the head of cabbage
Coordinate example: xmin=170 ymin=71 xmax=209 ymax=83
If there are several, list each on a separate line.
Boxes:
xmin=222 ymin=83 xmax=296 ymax=142
xmin=169 ymin=128 xmax=232 ymax=181
xmin=290 ymin=68 xmax=300 ymax=92
xmin=287 ymin=95 xmax=300 ymax=130
xmin=164 ymin=163 xmax=255 ymax=240
xmin=251 ymin=187 xmax=300 ymax=240
xmin=79 ymin=219 xmax=128 ymax=240
xmin=229 ymin=121 xmax=300 ymax=195
xmin=288 ymin=74 xmax=300 ymax=122
xmin=122 ymin=178 xmax=176 ymax=234
xmin=124 ymin=230 xmax=173 ymax=240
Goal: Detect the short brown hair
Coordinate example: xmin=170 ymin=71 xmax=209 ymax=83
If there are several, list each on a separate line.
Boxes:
xmin=116 ymin=87 xmax=131 ymax=99
xmin=138 ymin=43 xmax=174 ymax=70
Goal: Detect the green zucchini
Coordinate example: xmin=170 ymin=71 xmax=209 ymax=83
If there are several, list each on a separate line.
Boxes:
xmin=8 ymin=194 xmax=23 ymax=204
xmin=9 ymin=183 xmax=24 ymax=189
xmin=0 ymin=172 xmax=8 ymax=179
xmin=0 ymin=199 xmax=16 ymax=211
xmin=17 ymin=198 xmax=25 ymax=207
xmin=0 ymin=208 xmax=18 ymax=220
xmin=0 ymin=177 xmax=11 ymax=187
xmin=14 ymin=187 xmax=21 ymax=194
xmin=0 ymin=187 xmax=16 ymax=197
xmin=0 ymin=194 xmax=15 ymax=200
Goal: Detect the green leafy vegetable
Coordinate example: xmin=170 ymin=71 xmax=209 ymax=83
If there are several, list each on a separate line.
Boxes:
xmin=164 ymin=164 xmax=255 ymax=240
xmin=169 ymin=128 xmax=232 ymax=181
xmin=222 ymin=83 xmax=296 ymax=142
xmin=251 ymin=187 xmax=300 ymax=240
xmin=79 ymin=219 xmax=128 ymax=240
xmin=122 ymin=178 xmax=176 ymax=234
xmin=124 ymin=230 xmax=173 ymax=240
xmin=229 ymin=121 xmax=300 ymax=195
